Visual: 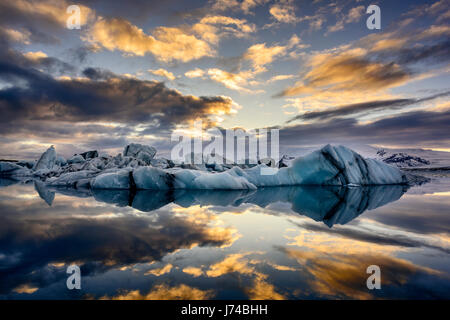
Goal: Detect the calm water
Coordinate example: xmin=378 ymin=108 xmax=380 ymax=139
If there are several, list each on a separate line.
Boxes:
xmin=0 ymin=175 xmax=449 ymax=300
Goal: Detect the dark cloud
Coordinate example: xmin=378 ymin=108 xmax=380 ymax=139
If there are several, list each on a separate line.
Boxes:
xmin=287 ymin=91 xmax=450 ymax=123
xmin=280 ymin=110 xmax=450 ymax=150
xmin=0 ymin=49 xmax=235 ymax=133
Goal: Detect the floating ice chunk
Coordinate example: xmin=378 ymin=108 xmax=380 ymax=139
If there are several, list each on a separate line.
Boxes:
xmin=33 ymin=146 xmax=57 ymax=170
xmin=17 ymin=160 xmax=35 ymax=169
xmin=91 ymin=169 xmax=132 ymax=189
xmin=133 ymin=167 xmax=173 ymax=190
xmin=132 ymin=166 xmax=257 ymax=190
xmin=0 ymin=162 xmax=31 ymax=176
xmin=187 ymin=167 xmax=257 ymax=190
xmin=150 ymin=158 xmax=173 ymax=169
xmin=46 ymin=170 xmax=97 ymax=187
xmin=123 ymin=143 xmax=156 ymax=165
xmin=56 ymin=156 xmax=67 ymax=166
xmin=68 ymin=154 xmax=85 ymax=164
xmin=282 ymin=144 xmax=407 ymax=186
xmin=79 ymin=150 xmax=98 ymax=160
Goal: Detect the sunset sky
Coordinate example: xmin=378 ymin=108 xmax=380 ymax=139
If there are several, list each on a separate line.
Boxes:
xmin=0 ymin=0 xmax=449 ymax=159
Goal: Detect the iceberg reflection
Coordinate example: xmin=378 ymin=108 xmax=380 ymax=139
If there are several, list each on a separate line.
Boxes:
xmin=79 ymin=185 xmax=407 ymax=227
xmin=0 ymin=178 xmax=407 ymax=227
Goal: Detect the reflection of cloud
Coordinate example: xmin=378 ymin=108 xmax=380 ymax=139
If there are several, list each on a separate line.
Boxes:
xmin=13 ymin=284 xmax=39 ymax=294
xmin=246 ymin=277 xmax=285 ymax=300
xmin=205 ymin=252 xmax=285 ymax=300
xmin=106 ymin=284 xmax=214 ymax=300
xmin=0 ymin=191 xmax=237 ymax=295
xmin=182 ymin=267 xmax=204 ymax=277
xmin=282 ymin=246 xmax=443 ymax=299
xmin=144 ymin=264 xmax=173 ymax=276
xmin=289 ymin=221 xmax=450 ymax=254
xmin=206 ymin=253 xmax=254 ymax=277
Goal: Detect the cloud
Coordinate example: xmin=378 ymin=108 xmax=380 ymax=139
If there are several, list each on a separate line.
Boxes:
xmin=0 ymin=0 xmax=95 ymax=43
xmin=85 ymin=17 xmax=215 ymax=62
xmin=0 ymin=53 xmax=237 ymax=133
xmin=279 ymin=20 xmax=450 ymax=99
xmin=279 ymin=109 xmax=450 ymax=150
xmin=280 ymin=48 xmax=412 ymax=97
xmin=243 ymin=42 xmax=288 ymax=73
xmin=267 ymin=74 xmax=296 ymax=83
xmin=211 ymin=0 xmax=269 ymax=15
xmin=0 ymin=27 xmax=31 ymax=44
xmin=84 ymin=12 xmax=257 ymax=63
xmin=148 ymin=68 xmax=176 ymax=80
xmin=269 ymin=0 xmax=298 ymax=24
xmin=206 ymin=37 xmax=304 ymax=91
xmin=192 ymin=15 xmax=256 ymax=44
xmin=207 ymin=68 xmax=256 ymax=92
xmin=287 ymin=91 xmax=450 ymax=123
xmin=184 ymin=68 xmax=205 ymax=78
xmin=327 ymin=5 xmax=365 ymax=34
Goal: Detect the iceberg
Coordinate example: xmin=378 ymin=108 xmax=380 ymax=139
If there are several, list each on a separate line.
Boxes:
xmin=123 ymin=143 xmax=156 ymax=165
xmin=33 ymin=145 xmax=57 ymax=170
xmin=0 ymin=161 xmax=31 ymax=177
xmin=88 ymin=145 xmax=407 ymax=190
xmin=0 ymin=144 xmax=412 ymax=191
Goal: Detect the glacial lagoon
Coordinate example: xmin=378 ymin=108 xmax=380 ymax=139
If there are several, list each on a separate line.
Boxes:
xmin=0 ymin=177 xmax=449 ymax=299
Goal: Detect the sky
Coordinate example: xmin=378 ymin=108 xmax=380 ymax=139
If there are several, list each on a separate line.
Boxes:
xmin=0 ymin=0 xmax=449 ymax=159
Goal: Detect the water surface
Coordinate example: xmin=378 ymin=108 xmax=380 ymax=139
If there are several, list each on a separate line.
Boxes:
xmin=0 ymin=177 xmax=449 ymax=299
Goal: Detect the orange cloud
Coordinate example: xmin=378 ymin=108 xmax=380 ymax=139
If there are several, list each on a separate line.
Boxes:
xmin=182 ymin=267 xmax=204 ymax=277
xmin=148 ymin=68 xmax=176 ymax=81
xmin=144 ymin=263 xmax=173 ymax=276
xmin=269 ymin=0 xmax=297 ymax=24
xmin=85 ymin=17 xmax=214 ymax=62
xmin=281 ymin=48 xmax=410 ymax=97
xmin=285 ymin=247 xmax=439 ymax=299
xmin=246 ymin=277 xmax=285 ymax=300
xmin=243 ymin=43 xmax=288 ymax=73
xmin=106 ymin=284 xmax=214 ymax=300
